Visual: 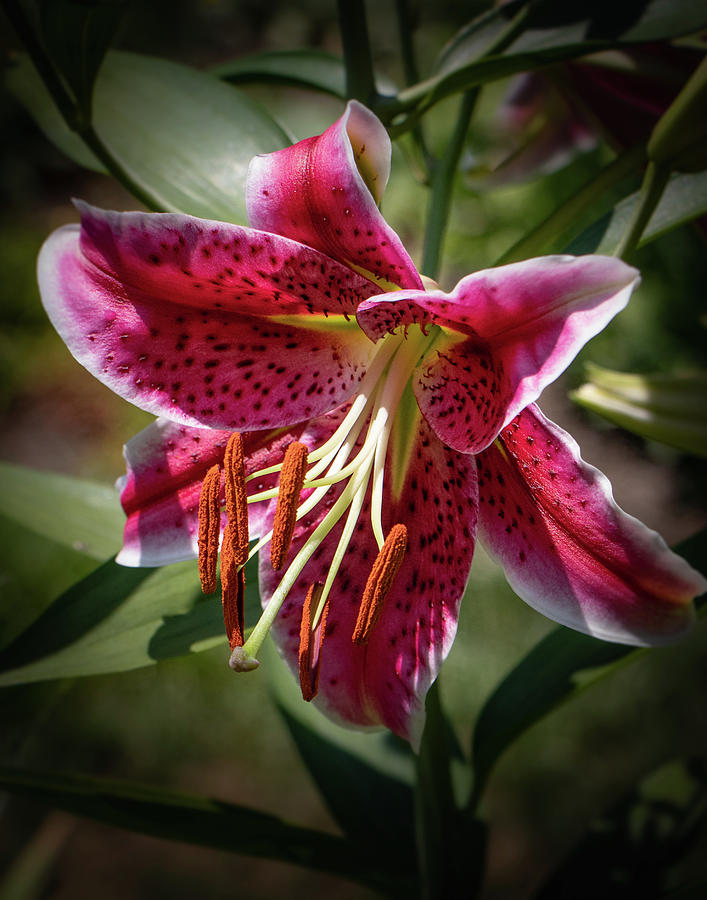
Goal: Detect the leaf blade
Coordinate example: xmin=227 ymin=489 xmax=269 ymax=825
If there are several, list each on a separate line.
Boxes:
xmin=213 ymin=49 xmax=347 ymax=98
xmin=0 ymin=555 xmax=261 ymax=685
xmin=7 ymin=51 xmax=291 ymax=222
xmin=0 ymin=766 xmax=412 ymax=897
xmin=469 ymin=531 xmax=707 ymax=805
xmin=0 ymin=462 xmax=124 ymax=560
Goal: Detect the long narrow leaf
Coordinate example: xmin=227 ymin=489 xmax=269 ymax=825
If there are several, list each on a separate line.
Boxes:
xmin=470 ymin=530 xmax=707 ymax=806
xmin=566 ymin=170 xmax=707 ymax=255
xmin=0 ymin=767 xmax=412 ymax=897
xmin=394 ymin=1 xmax=707 ymax=119
xmin=263 ymin=640 xmax=417 ymax=860
xmin=0 ymin=555 xmax=261 ymax=685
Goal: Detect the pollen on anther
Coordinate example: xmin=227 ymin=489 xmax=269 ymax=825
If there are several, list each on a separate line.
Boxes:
xmin=198 ymin=464 xmax=221 ymax=594
xmin=299 ymin=582 xmax=329 ymax=702
xmin=220 ymin=522 xmax=246 ymax=649
xmin=223 ymin=432 xmax=249 ymax=566
xmin=353 ymin=524 xmax=408 ymax=645
xmin=271 ymin=441 xmax=308 ymax=571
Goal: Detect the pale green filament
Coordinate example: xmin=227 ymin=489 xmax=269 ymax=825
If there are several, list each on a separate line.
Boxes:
xmin=232 ymin=326 xmax=431 ymax=669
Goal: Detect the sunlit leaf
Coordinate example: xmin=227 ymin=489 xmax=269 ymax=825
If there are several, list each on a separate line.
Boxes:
xmin=469 ymin=530 xmax=707 ymax=806
xmin=0 ymin=766 xmax=412 ymax=897
xmin=565 ymin=170 xmax=707 ymax=255
xmin=0 ymin=462 xmax=124 ymax=560
xmin=6 ymin=51 xmax=290 ymax=222
xmin=0 ymin=555 xmax=261 ymax=685
xmin=572 ymin=365 xmax=707 ymax=458
xmin=213 ymin=49 xmax=346 ymax=98
xmin=0 ymin=516 xmax=98 ymax=652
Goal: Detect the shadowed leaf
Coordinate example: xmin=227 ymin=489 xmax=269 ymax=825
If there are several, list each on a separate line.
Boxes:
xmin=0 ymin=766 xmax=413 ymax=897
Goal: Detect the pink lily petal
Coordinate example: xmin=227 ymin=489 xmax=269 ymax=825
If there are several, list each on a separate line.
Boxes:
xmin=357 ymin=255 xmax=639 ymax=453
xmin=118 ymin=418 xmax=305 ymax=567
xmin=477 ymin=404 xmax=706 ymax=645
xmin=260 ymin=406 xmax=478 ymax=745
xmin=247 ymin=101 xmax=422 ymax=291
xmin=38 ymin=204 xmax=378 ymax=431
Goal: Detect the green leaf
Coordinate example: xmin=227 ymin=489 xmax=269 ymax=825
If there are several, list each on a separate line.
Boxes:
xmin=0 ymin=462 xmax=124 ymax=560
xmin=533 ymin=759 xmax=707 ymax=899
xmin=213 ymin=49 xmax=346 ymax=98
xmin=38 ymin=0 xmax=127 ymax=114
xmin=469 ymin=531 xmax=707 ymax=807
xmin=278 ymin=704 xmax=417 ymax=865
xmin=571 ymin=365 xmax=707 ymax=458
xmin=262 ymin=639 xmax=417 ymax=860
xmin=565 ymin=170 xmax=707 ymax=255
xmin=0 ymin=766 xmax=412 ymax=897
xmin=415 ymin=682 xmax=485 ymax=899
xmin=6 ymin=51 xmax=291 ymax=222
xmin=431 ymin=0 xmax=528 ymax=77
xmin=437 ymin=0 xmax=707 ymax=77
xmin=0 ymin=555 xmax=261 ymax=685
xmin=394 ymin=0 xmax=707 ymax=118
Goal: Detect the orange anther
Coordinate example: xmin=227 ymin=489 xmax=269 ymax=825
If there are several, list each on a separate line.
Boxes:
xmin=298 ymin=583 xmax=329 ymax=702
xmin=353 ymin=523 xmax=408 ymax=644
xmin=270 ymin=441 xmax=308 ymax=571
xmin=198 ymin=464 xmax=221 ymax=594
xmin=220 ymin=522 xmax=245 ymax=649
xmin=224 ymin=432 xmax=249 ymax=567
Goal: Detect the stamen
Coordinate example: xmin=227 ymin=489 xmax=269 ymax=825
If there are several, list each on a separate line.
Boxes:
xmin=353 ymin=523 xmax=408 ymax=645
xmin=224 ymin=432 xmax=249 ymax=567
xmin=220 ymin=523 xmax=245 ymax=649
xmin=198 ymin=464 xmax=221 ymax=594
xmin=270 ymin=441 xmax=308 ymax=571
xmin=298 ymin=583 xmax=329 ymax=702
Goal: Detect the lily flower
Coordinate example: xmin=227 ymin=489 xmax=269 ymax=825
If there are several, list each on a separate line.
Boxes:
xmin=38 ymin=101 xmax=705 ymax=743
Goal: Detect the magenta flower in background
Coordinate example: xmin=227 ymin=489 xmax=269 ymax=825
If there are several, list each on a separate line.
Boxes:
xmin=37 ymin=101 xmax=706 ymax=743
xmin=483 ymin=42 xmax=704 ymax=186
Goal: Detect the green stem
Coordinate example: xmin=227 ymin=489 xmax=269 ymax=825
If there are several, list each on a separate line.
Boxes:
xmin=393 ymin=0 xmax=431 ymax=171
xmin=415 ymin=680 xmax=461 ymax=899
xmin=496 ymin=143 xmax=647 ymax=264
xmin=78 ymin=130 xmax=166 ymax=212
xmin=3 ymin=0 xmax=166 ymax=212
xmin=394 ymin=0 xmax=421 ymax=87
xmin=419 ymin=1 xmax=535 ymax=278
xmin=380 ymin=0 xmax=533 ymax=127
xmin=613 ymin=160 xmax=671 ymax=261
xmin=336 ymin=0 xmax=377 ymax=104
xmin=421 ymin=90 xmax=477 ymax=280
